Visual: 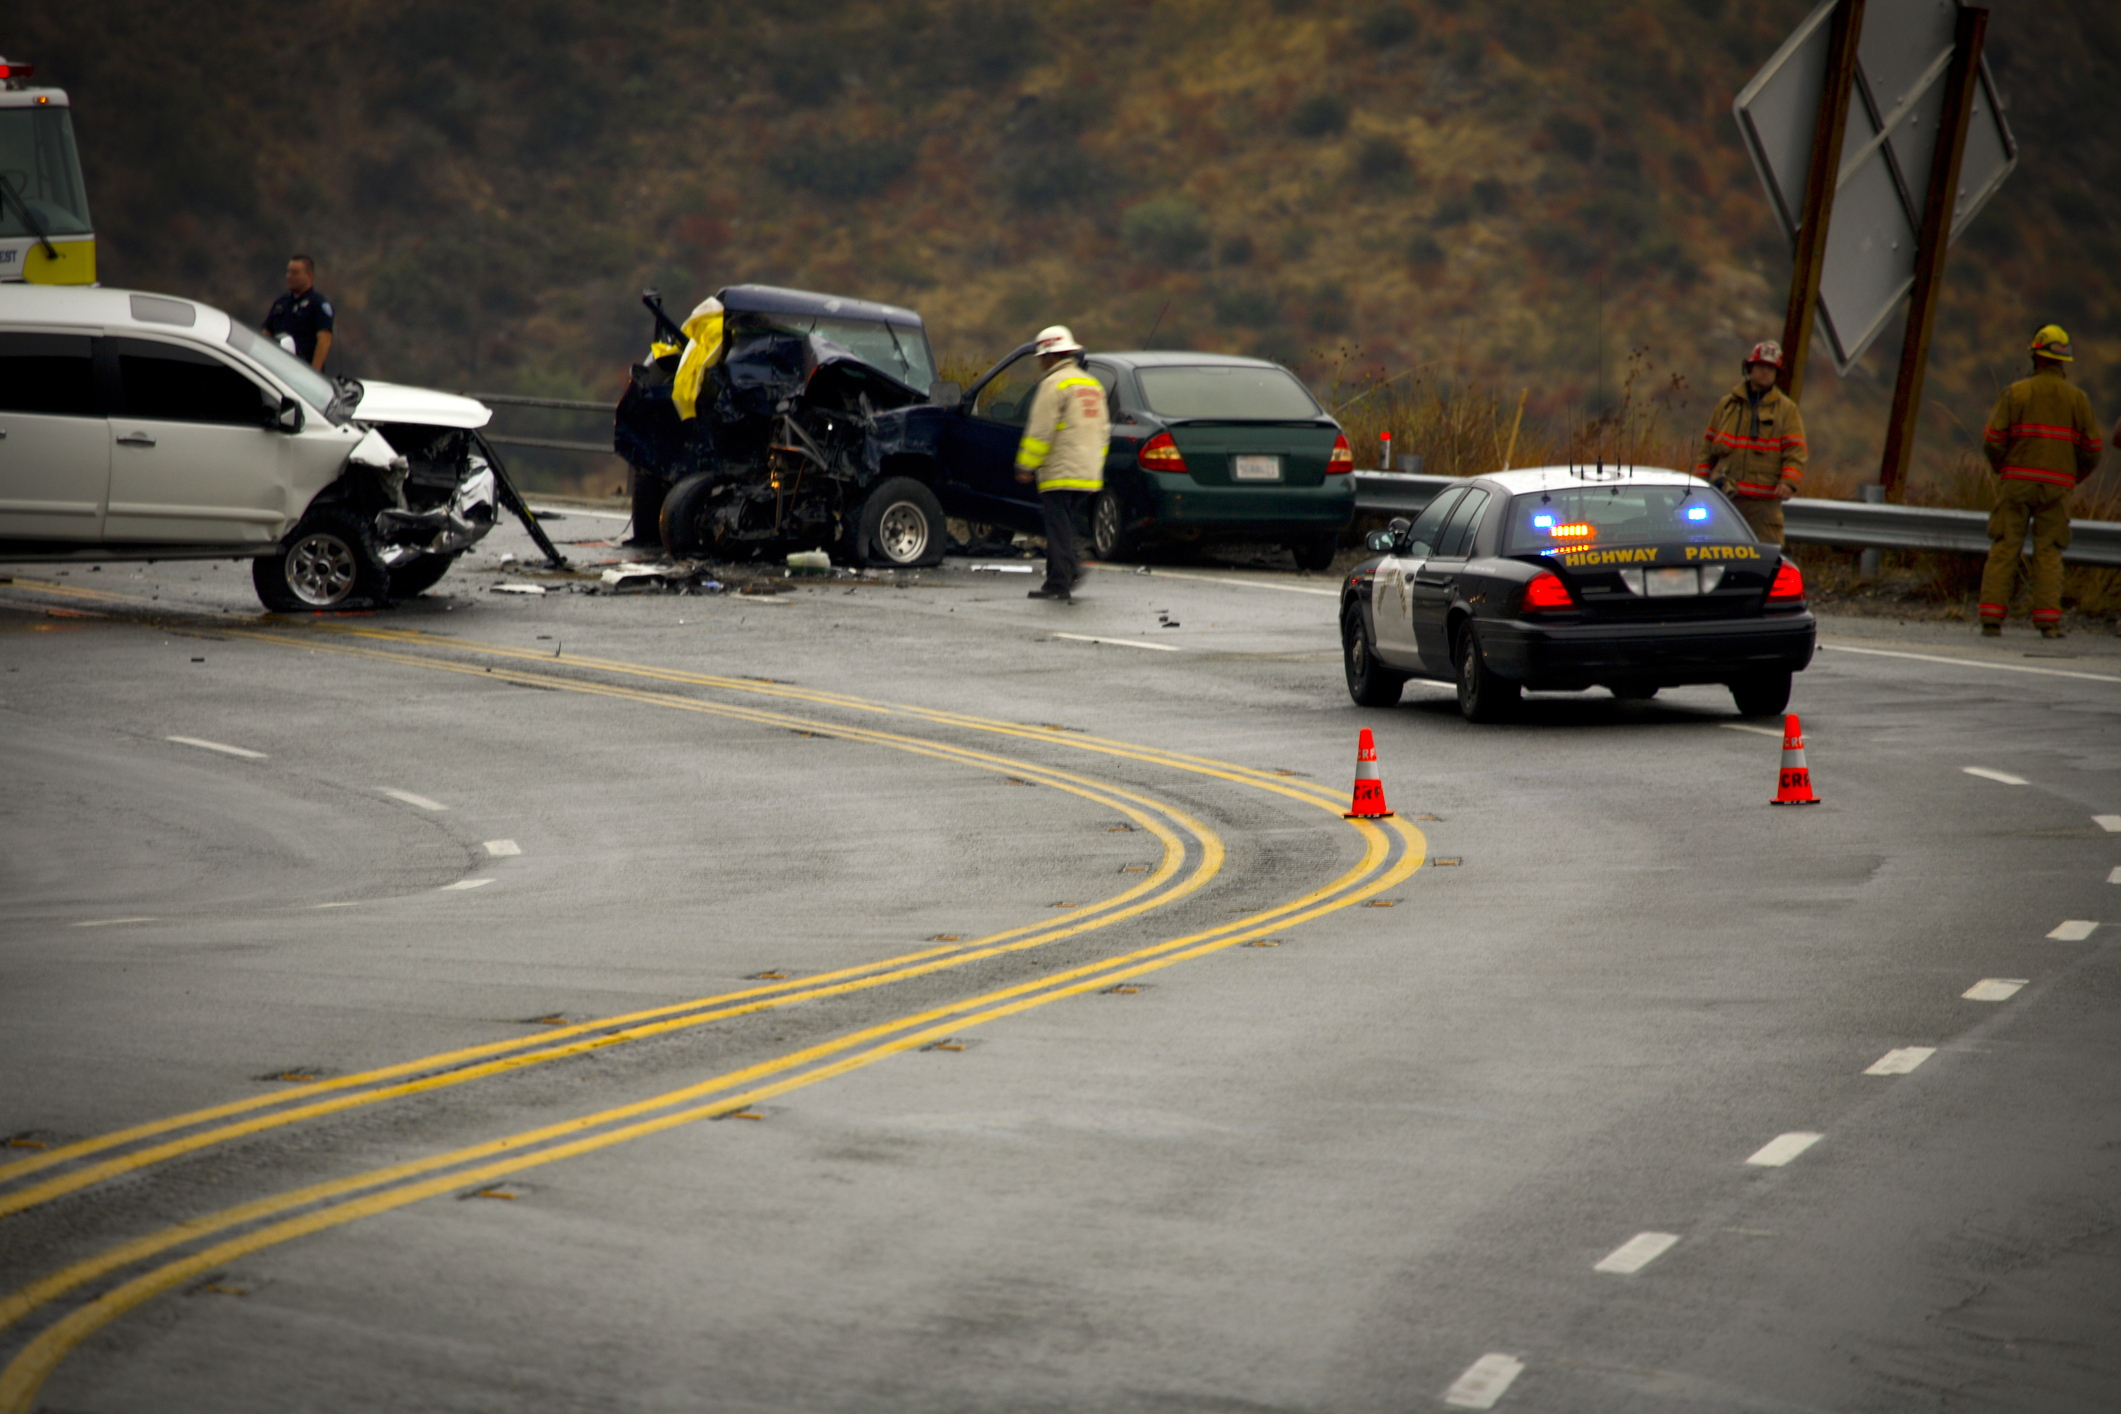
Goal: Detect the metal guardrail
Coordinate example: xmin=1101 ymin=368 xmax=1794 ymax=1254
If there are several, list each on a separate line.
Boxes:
xmin=463 ymin=392 xmax=615 ymax=413
xmin=457 ymin=392 xmax=615 ymax=458
xmin=482 ymin=434 xmax=615 ymax=454
xmin=1351 ymin=471 xmax=2121 ymax=568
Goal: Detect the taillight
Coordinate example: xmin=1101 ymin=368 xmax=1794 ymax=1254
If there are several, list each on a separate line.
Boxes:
xmin=1768 ymin=560 xmax=1804 ymax=603
xmin=1327 ymin=433 xmax=1354 ymax=474
xmin=1521 ymin=571 xmax=1574 ymax=612
xmin=1138 ymin=431 xmax=1187 ymax=473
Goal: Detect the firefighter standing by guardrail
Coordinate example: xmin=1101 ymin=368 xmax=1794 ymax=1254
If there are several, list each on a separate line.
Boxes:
xmin=1695 ymin=340 xmax=1807 ymax=546
xmin=1978 ymin=325 xmax=2103 ymax=640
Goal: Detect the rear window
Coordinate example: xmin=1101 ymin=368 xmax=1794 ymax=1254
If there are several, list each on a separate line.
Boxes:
xmin=730 ymin=312 xmax=936 ymax=392
xmin=0 ymin=331 xmax=96 ymax=416
xmin=1136 ymin=365 xmax=1321 ymax=421
xmin=1503 ymin=484 xmax=1754 ymax=554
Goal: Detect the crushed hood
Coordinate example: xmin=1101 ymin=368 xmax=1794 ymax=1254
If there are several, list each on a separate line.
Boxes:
xmin=354 ymin=380 xmax=493 ymax=430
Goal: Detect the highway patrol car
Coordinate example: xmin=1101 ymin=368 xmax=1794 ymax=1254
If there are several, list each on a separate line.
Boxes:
xmin=1340 ymin=465 xmax=1817 ymax=722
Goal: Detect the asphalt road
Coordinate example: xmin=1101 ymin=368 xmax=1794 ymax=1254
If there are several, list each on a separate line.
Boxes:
xmin=3 ymin=510 xmax=2118 ymax=1414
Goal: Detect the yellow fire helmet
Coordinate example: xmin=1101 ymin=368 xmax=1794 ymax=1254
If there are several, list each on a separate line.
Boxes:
xmin=2030 ymin=324 xmax=2073 ymax=361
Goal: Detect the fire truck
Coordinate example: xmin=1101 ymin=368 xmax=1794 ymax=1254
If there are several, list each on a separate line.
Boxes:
xmin=0 ymin=54 xmax=94 ymax=284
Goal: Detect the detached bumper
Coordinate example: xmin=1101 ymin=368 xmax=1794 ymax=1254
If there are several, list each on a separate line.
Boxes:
xmin=1480 ymin=611 xmax=1816 ymax=689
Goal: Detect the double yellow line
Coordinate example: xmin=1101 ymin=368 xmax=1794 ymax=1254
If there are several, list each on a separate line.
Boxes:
xmin=0 ymin=598 xmax=1424 ymax=1411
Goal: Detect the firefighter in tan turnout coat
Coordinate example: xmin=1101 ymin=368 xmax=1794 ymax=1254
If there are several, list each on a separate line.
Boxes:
xmin=1695 ymin=340 xmax=1807 ymax=545
xmin=1978 ymin=325 xmax=2103 ymax=638
xmin=1015 ymin=325 xmax=1110 ymax=602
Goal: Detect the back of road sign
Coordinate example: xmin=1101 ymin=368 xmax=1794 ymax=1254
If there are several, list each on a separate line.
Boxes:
xmin=1734 ymin=0 xmax=2017 ymax=375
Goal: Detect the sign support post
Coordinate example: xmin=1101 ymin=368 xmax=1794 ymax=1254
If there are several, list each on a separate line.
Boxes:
xmin=1878 ymin=5 xmax=1988 ymax=502
xmin=1778 ymin=0 xmax=1865 ymax=402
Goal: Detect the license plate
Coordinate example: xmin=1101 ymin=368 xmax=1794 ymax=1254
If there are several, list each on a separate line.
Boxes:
xmin=1232 ymin=456 xmax=1282 ymax=482
xmin=1644 ymin=567 xmax=1700 ymax=597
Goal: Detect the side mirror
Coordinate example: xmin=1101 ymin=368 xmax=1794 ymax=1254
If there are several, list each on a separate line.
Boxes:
xmin=1364 ymin=529 xmax=1396 ymax=553
xmin=929 ymin=379 xmax=963 ymax=411
xmin=274 ymin=394 xmax=303 ymax=433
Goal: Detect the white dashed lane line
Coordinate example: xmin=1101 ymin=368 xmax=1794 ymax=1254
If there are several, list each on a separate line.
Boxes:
xmin=2107 ymin=867 xmax=2121 ymax=885
xmin=1962 ymin=766 xmax=2028 ymax=786
xmin=2046 ymin=919 xmax=2099 ymax=941
xmin=1821 ymin=641 xmax=2121 ymax=684
xmin=483 ymin=840 xmax=521 ymax=856
xmin=1111 ymin=565 xmax=1340 ymax=598
xmin=1864 ymin=1047 xmax=1935 ymax=1075
xmin=1047 ymin=632 xmax=1184 ymax=653
xmin=1593 ymin=1232 xmax=1679 ymax=1274
xmin=439 ymin=879 xmax=494 ymax=891
xmin=70 ymin=918 xmax=155 ymax=928
xmin=1744 ymin=1132 xmax=1823 ymax=1167
xmin=2096 ymin=815 xmax=2121 ymax=833
xmin=380 ymin=788 xmax=448 ymax=811
xmin=1443 ymin=1353 xmax=1526 ymax=1409
xmin=527 ymin=505 xmax=628 ymax=521
xmin=166 ymin=736 xmax=266 ymax=760
xmin=1718 ymin=722 xmax=1784 ymax=738
xmin=1963 ymin=978 xmax=2028 ymax=1001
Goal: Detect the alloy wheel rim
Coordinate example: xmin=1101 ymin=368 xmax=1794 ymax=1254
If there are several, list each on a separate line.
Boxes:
xmin=288 ymin=534 xmax=356 ymax=606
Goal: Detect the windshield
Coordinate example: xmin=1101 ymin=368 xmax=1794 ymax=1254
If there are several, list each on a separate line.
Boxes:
xmin=0 ymin=107 xmax=92 ymax=237
xmin=1136 ymin=365 xmax=1322 ymax=421
xmin=226 ymin=321 xmax=342 ymax=419
xmin=728 ymin=311 xmax=935 ymax=392
xmin=1503 ymin=483 xmax=1755 ymax=554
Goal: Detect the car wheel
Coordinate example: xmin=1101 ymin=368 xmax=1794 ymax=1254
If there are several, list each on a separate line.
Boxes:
xmin=1453 ymin=622 xmax=1520 ymax=723
xmin=1342 ymin=603 xmax=1406 ymax=707
xmin=252 ymin=507 xmax=387 ymax=612
xmin=1091 ymin=489 xmax=1134 ymax=561
xmin=1290 ymin=533 xmax=1338 ymax=573
xmin=1609 ymin=683 xmax=1659 ymax=701
xmin=627 ymin=465 xmax=669 ymax=546
xmin=386 ymin=552 xmax=460 ymax=600
xmin=1729 ymin=671 xmax=1793 ymax=718
xmin=658 ymin=472 xmax=719 ymax=558
xmin=859 ymin=477 xmax=947 ymax=568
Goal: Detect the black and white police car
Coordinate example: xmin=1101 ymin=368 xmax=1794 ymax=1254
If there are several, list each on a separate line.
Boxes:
xmin=1340 ymin=465 xmax=1817 ymax=722
xmin=0 ymin=285 xmax=505 ymax=610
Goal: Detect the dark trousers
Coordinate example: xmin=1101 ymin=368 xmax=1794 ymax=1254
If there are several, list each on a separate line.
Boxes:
xmin=1040 ymin=489 xmax=1088 ymax=592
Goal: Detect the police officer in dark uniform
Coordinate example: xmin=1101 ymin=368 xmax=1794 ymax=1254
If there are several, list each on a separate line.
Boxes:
xmin=263 ymin=254 xmax=335 ymax=371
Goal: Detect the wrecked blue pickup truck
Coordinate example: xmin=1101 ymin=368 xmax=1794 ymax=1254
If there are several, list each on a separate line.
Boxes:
xmin=616 ymin=284 xmax=1047 ymax=568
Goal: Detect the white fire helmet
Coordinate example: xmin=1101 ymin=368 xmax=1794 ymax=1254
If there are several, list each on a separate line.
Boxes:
xmin=1035 ymin=325 xmax=1084 ymax=356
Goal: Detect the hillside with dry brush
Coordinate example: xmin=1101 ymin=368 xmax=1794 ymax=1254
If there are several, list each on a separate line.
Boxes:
xmin=15 ymin=0 xmax=2118 ymax=511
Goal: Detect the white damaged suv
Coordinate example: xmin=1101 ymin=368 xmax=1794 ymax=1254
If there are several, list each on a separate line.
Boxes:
xmin=0 ymin=284 xmax=503 ymax=610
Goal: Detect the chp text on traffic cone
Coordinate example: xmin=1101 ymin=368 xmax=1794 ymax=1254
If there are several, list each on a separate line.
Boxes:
xmin=1771 ymin=713 xmax=1819 ymax=805
xmin=1345 ymin=727 xmax=1394 ymax=819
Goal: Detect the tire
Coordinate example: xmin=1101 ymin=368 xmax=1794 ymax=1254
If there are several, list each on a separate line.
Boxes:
xmin=658 ymin=472 xmax=720 ymax=558
xmin=386 ymin=552 xmax=459 ymax=600
xmin=858 ymin=477 xmax=947 ymax=568
xmin=252 ymin=506 xmax=388 ymax=612
xmin=1730 ymin=671 xmax=1793 ymax=718
xmin=1453 ymin=621 xmax=1520 ymax=723
xmin=1290 ymin=532 xmax=1338 ymax=573
xmin=1609 ymin=683 xmax=1659 ymax=702
xmin=1091 ymin=489 xmax=1135 ymax=561
xmin=627 ymin=465 xmax=669 ymax=546
xmin=1342 ymin=603 xmax=1406 ymax=707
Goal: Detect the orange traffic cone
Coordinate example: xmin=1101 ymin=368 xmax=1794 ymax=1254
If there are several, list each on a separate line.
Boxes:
xmin=1771 ymin=713 xmax=1819 ymax=805
xmin=1344 ymin=727 xmax=1394 ymax=819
